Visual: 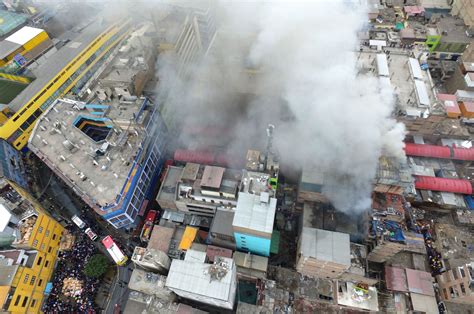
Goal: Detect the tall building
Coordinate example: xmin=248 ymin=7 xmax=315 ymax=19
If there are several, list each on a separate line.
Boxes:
xmin=28 ymin=96 xmax=168 ymax=229
xmin=0 ymin=179 xmax=64 ymax=313
xmin=232 ymin=192 xmax=276 ymax=257
xmin=27 ymin=22 xmax=168 ymax=229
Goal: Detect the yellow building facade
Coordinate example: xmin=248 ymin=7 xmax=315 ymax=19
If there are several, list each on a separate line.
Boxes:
xmin=0 ymin=181 xmax=64 ymax=313
xmin=0 ymin=21 xmax=131 ymax=151
xmin=0 ymin=26 xmax=50 ymax=67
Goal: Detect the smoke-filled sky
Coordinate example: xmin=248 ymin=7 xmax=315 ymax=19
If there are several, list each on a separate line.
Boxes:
xmin=158 ymin=0 xmax=407 ymax=213
xmin=34 ymin=0 xmax=406 ymax=214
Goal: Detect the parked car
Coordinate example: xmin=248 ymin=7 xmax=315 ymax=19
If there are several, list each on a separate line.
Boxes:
xmin=71 ymin=215 xmax=86 ymax=229
xmin=85 ymin=228 xmax=98 ymax=241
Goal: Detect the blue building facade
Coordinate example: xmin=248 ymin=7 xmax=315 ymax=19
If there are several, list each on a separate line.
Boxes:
xmin=0 ymin=140 xmax=28 ymax=188
xmin=102 ymin=99 xmax=168 ymax=229
xmin=234 ymin=232 xmax=271 ymax=257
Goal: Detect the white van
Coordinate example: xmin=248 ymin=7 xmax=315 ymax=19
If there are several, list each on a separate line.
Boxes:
xmin=85 ymin=228 xmax=98 ymax=241
xmin=71 ymin=215 xmax=86 ymax=229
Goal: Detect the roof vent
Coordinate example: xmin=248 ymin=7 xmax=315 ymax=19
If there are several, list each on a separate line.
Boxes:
xmin=62 ymin=140 xmax=77 ymax=152
xmin=39 ymin=126 xmax=47 ymax=132
xmin=260 ymin=192 xmax=270 ymax=204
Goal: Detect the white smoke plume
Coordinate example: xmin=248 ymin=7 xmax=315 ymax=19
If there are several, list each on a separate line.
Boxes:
xmin=34 ymin=0 xmax=405 ymax=214
xmin=214 ymin=1 xmax=406 ymax=213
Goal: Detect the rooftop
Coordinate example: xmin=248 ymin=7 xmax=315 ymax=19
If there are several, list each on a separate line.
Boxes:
xmin=210 ymin=209 xmax=234 ymax=237
xmin=128 ymin=268 xmax=174 ymax=300
xmin=166 ymin=257 xmax=236 ymax=304
xmin=233 ymin=192 xmax=276 ymax=235
xmin=240 ymin=170 xmax=274 ymax=196
xmin=0 ymin=265 xmax=19 ymax=286
xmin=233 ymin=251 xmax=268 ymax=273
xmin=0 ymin=10 xmax=27 ymax=37
xmin=5 ymin=26 xmax=44 ymax=45
xmin=148 ymin=225 xmax=175 ymax=253
xmin=0 ymin=40 xmax=21 ymax=60
xmin=29 ymin=97 xmax=152 ymax=212
xmin=7 ymin=20 xmax=110 ymax=112
xmin=200 ymin=166 xmax=225 ymax=189
xmin=299 ymin=228 xmax=351 ymax=267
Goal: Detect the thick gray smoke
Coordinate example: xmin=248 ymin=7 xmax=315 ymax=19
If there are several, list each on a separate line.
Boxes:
xmin=238 ymin=1 xmax=406 ymax=212
xmin=153 ymin=0 xmax=406 ymax=214
xmin=35 ymin=0 xmax=405 ymax=214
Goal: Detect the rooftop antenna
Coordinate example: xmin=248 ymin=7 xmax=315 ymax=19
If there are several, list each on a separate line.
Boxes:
xmin=265 ymin=124 xmax=275 ymax=169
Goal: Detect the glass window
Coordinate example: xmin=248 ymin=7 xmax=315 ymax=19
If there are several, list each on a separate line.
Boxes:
xmin=21 ymin=296 xmax=28 ymax=307
xmin=31 ymin=299 xmax=37 ymax=308
xmin=23 ymin=274 xmax=29 ymax=284
xmin=30 ymin=276 xmax=36 ymax=285
xmin=14 ymin=295 xmax=21 ymax=306
xmin=36 ymin=256 xmax=43 ymax=266
xmin=45 ymin=260 xmax=50 ymax=268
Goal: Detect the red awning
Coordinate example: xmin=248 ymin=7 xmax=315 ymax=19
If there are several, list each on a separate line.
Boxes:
xmin=405 ymin=143 xmax=474 ymax=161
xmin=414 ymin=175 xmax=473 ymax=195
xmin=404 ymin=143 xmax=451 ymax=159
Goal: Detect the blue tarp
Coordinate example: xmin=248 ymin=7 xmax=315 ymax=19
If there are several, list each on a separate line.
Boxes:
xmin=44 ymin=282 xmax=53 ymax=294
xmin=465 ymin=195 xmax=474 ymax=210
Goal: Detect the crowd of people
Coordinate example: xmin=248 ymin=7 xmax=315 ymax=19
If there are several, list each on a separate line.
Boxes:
xmin=43 ymin=228 xmax=99 ymax=313
xmin=418 ymin=222 xmax=444 ymax=275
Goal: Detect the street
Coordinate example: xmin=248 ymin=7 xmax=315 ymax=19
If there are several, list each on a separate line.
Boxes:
xmin=105 ymin=265 xmax=134 ymax=314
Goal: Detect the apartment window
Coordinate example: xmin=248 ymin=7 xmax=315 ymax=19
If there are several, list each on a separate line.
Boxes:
xmin=36 ymin=256 xmax=43 ymax=266
xmin=31 ymin=299 xmax=37 ymax=308
xmin=30 ymin=276 xmax=36 ymax=285
xmin=52 ymin=234 xmax=57 ymax=240
xmin=45 ymin=230 xmax=50 ymax=237
xmin=459 ymin=267 xmax=466 ymax=278
xmin=14 ymin=295 xmax=21 ymax=306
xmin=453 ymin=270 xmax=459 ymax=280
xmin=40 ymin=244 xmax=45 ymax=251
xmin=21 ymin=296 xmax=28 ymax=307
xmin=32 ymin=239 xmax=38 ymax=247
xmin=38 ymin=279 xmax=43 ymax=287
xmin=48 ymin=247 xmax=52 ymax=253
xmin=23 ymin=274 xmax=29 ymax=284
xmin=38 ymin=226 xmax=43 ymax=233
xmin=45 ymin=260 xmax=50 ymax=268
xmin=460 ymin=283 xmax=466 ymax=294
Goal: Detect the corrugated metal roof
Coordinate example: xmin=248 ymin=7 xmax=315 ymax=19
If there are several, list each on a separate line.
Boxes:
xmin=414 ymin=175 xmax=473 ymax=195
xmin=405 ymin=143 xmax=474 ymax=161
xmin=408 ymin=58 xmax=423 ymax=80
xmin=404 ymin=143 xmax=452 ymax=159
xmin=166 ymin=258 xmax=236 ymax=302
xmin=405 ymin=269 xmax=435 ymax=296
xmin=300 ymin=227 xmax=351 ymax=266
xmin=174 ymin=149 xmax=214 ymax=165
xmin=385 ymin=266 xmax=408 ymax=292
xmin=414 ymin=79 xmax=430 ymax=106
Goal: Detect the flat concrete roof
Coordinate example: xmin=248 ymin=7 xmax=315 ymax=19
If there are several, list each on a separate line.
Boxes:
xmin=8 ymin=20 xmax=109 ymax=112
xmin=200 ymin=166 xmax=224 ymax=189
xmin=148 ymin=225 xmax=175 ymax=253
xmin=233 ymin=192 xmax=276 ymax=235
xmin=29 ymin=98 xmax=148 ymax=209
xmin=0 ymin=40 xmax=21 ymax=59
